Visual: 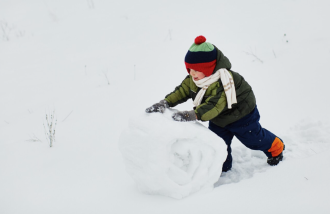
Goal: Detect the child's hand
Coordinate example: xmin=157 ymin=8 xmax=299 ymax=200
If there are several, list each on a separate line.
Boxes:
xmin=172 ymin=110 xmax=197 ymax=122
xmin=145 ymin=100 xmax=169 ymax=113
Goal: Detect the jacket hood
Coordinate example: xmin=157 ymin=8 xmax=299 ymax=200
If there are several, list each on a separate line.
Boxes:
xmin=212 ymin=45 xmax=232 ymax=73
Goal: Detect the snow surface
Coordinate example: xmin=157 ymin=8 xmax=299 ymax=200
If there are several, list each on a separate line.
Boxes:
xmin=1 ymin=0 xmax=330 ymax=213
xmin=119 ymin=110 xmax=227 ymax=199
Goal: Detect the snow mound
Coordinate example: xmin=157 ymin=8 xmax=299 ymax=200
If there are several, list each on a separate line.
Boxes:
xmin=283 ymin=119 xmax=330 ymax=159
xmin=118 ymin=110 xmax=227 ymax=199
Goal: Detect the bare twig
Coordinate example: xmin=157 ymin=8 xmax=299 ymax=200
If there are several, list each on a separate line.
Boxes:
xmin=1 ymin=19 xmax=25 ymax=41
xmin=244 ymin=47 xmax=263 ymax=63
xmin=0 ymin=20 xmax=11 ymax=41
xmin=62 ymin=110 xmax=73 ymax=122
xmin=310 ymin=148 xmax=317 ymax=154
xmin=103 ymin=71 xmax=110 ymax=85
xmin=87 ymin=0 xmax=95 ymax=9
xmin=16 ymin=30 xmax=25 ymax=38
xmin=42 ymin=0 xmax=58 ymax=22
xmin=164 ymin=29 xmax=172 ymax=41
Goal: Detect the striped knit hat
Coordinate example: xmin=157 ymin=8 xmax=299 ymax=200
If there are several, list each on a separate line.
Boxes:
xmin=184 ymin=35 xmax=217 ymax=77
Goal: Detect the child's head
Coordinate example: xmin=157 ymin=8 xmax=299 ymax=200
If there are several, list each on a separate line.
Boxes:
xmin=184 ymin=35 xmax=217 ymax=78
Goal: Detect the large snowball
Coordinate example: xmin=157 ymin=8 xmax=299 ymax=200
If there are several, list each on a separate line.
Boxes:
xmin=118 ymin=109 xmax=227 ymax=199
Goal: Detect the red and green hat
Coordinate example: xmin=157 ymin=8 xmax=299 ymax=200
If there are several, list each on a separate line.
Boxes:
xmin=184 ymin=35 xmax=217 ymax=77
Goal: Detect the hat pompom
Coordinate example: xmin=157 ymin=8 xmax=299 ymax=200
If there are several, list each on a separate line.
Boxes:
xmin=194 ymin=35 xmax=206 ymax=45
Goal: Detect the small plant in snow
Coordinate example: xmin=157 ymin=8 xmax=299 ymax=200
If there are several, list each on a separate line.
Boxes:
xmin=43 ymin=110 xmax=57 ymax=147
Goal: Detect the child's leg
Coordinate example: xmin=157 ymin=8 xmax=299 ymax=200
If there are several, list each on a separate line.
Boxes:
xmin=228 ymin=107 xmax=284 ymax=159
xmin=208 ymin=121 xmax=234 ymax=172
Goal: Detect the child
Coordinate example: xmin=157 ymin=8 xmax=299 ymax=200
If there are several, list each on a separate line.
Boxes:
xmin=145 ymin=35 xmax=284 ymax=172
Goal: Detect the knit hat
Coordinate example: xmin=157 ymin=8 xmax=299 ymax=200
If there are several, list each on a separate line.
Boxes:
xmin=184 ymin=36 xmax=217 ymax=77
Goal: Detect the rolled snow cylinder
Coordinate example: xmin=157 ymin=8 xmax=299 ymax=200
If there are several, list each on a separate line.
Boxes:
xmin=118 ymin=109 xmax=227 ymax=199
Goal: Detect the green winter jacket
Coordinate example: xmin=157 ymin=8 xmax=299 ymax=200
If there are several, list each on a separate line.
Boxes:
xmin=164 ymin=46 xmax=256 ymax=127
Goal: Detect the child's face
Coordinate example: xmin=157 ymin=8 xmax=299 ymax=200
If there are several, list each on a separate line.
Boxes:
xmin=190 ymin=69 xmax=206 ymax=81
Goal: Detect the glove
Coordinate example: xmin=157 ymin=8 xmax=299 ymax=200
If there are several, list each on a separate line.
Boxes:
xmin=172 ymin=110 xmax=197 ymax=122
xmin=145 ymin=100 xmax=169 ymax=113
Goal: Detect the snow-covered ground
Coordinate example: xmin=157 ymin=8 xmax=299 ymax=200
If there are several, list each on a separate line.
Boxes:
xmin=1 ymin=0 xmax=330 ymax=213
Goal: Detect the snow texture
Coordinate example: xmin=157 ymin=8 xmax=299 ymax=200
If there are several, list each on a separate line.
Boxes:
xmin=119 ymin=110 xmax=227 ymax=199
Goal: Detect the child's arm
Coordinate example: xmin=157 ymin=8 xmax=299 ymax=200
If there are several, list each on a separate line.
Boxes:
xmin=145 ymin=75 xmax=191 ymax=113
xmin=194 ymin=89 xmax=227 ymax=121
xmin=163 ymin=75 xmax=191 ymax=107
xmin=171 ymin=91 xmax=227 ymax=122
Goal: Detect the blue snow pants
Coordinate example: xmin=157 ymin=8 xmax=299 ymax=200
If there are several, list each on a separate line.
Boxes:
xmin=208 ymin=106 xmax=277 ymax=172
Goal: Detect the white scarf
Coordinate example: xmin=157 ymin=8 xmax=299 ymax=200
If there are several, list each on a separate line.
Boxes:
xmin=192 ymin=68 xmax=237 ymax=108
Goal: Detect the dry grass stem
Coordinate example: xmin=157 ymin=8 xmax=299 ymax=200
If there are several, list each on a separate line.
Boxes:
xmin=43 ymin=110 xmax=57 ymax=147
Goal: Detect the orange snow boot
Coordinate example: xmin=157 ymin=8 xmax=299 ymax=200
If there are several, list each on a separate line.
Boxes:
xmin=267 ymin=144 xmax=285 ymax=166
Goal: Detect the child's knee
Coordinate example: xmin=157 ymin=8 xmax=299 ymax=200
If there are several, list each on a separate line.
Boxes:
xmin=268 ymin=137 xmax=284 ymax=157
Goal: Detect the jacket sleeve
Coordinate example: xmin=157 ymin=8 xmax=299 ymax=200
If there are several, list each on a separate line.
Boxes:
xmin=164 ymin=75 xmax=191 ymax=107
xmin=194 ymin=89 xmax=227 ymax=121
